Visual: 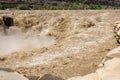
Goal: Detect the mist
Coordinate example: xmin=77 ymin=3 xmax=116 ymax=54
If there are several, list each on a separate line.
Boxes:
xmin=0 ymin=30 xmax=55 ymax=55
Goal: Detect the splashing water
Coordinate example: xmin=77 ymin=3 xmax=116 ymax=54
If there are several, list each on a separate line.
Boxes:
xmin=0 ymin=30 xmax=55 ymax=55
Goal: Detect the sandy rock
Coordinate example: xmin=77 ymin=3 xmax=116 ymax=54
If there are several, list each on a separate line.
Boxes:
xmin=114 ymin=21 xmax=120 ymax=25
xmin=103 ymin=58 xmax=120 ymax=74
xmin=67 ymin=73 xmax=98 ymax=80
xmin=101 ymin=77 xmax=120 ymax=80
xmin=0 ymin=68 xmax=28 ymax=80
xmin=99 ymin=46 xmax=120 ymax=67
xmin=106 ymin=47 xmax=120 ymax=58
xmin=96 ymin=68 xmax=120 ymax=80
xmin=117 ymin=24 xmax=120 ymax=28
xmin=68 ymin=58 xmax=120 ymax=80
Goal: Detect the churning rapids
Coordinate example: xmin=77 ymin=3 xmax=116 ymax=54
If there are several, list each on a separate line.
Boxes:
xmin=0 ymin=10 xmax=120 ymax=79
xmin=0 ymin=29 xmax=55 ymax=55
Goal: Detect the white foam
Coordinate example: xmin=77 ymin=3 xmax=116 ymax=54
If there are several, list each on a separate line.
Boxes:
xmin=0 ymin=32 xmax=55 ymax=55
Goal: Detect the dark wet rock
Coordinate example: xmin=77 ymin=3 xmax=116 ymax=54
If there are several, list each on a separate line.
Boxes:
xmin=0 ymin=57 xmax=6 ymax=61
xmin=0 ymin=68 xmax=14 ymax=72
xmin=27 ymin=76 xmax=40 ymax=80
xmin=2 ymin=16 xmax=14 ymax=35
xmin=39 ymin=74 xmax=64 ymax=80
xmin=3 ymin=16 xmax=14 ymax=28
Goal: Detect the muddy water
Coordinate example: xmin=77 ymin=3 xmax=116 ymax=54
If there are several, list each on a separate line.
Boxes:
xmin=0 ymin=10 xmax=120 ymax=79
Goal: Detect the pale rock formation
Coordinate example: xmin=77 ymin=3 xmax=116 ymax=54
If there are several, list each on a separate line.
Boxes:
xmin=67 ymin=46 xmax=120 ymax=80
xmin=0 ymin=69 xmax=28 ymax=80
xmin=106 ymin=46 xmax=120 ymax=58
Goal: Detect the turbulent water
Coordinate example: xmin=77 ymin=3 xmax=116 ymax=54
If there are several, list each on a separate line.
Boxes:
xmin=0 ymin=28 xmax=55 ymax=55
xmin=0 ymin=10 xmax=120 ymax=79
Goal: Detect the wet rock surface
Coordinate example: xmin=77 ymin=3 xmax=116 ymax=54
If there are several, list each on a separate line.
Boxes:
xmin=27 ymin=76 xmax=40 ymax=80
xmin=0 ymin=68 xmax=14 ymax=72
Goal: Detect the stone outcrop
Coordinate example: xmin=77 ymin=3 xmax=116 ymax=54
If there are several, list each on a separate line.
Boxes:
xmin=0 ymin=68 xmax=28 ymax=80
xmin=67 ymin=45 xmax=120 ymax=80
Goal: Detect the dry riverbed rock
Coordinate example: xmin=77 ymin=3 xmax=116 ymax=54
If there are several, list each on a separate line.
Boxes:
xmin=0 ymin=68 xmax=28 ymax=80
